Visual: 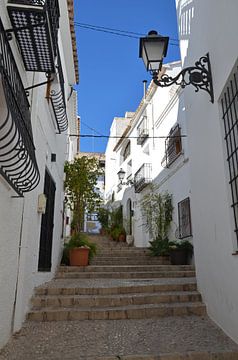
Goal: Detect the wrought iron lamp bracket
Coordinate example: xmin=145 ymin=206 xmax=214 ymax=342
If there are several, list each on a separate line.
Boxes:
xmin=152 ymin=53 xmax=214 ymax=103
xmin=120 ymin=179 xmax=134 ymax=186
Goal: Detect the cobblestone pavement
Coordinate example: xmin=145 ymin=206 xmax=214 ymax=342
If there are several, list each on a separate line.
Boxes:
xmin=1 ymin=316 xmax=238 ymax=360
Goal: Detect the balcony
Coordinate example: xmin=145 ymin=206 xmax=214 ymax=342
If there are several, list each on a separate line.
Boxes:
xmin=7 ymin=0 xmax=60 ymax=73
xmin=48 ymin=46 xmax=68 ymax=133
xmin=0 ymin=18 xmax=40 ymax=196
xmin=134 ymin=163 xmax=152 ymax=193
xmin=137 ymin=116 xmax=149 ymax=145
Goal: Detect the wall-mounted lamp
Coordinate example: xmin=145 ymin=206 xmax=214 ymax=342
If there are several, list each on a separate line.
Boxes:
xmin=139 ymin=30 xmax=214 ymax=103
xmin=117 ymin=168 xmax=134 ymax=186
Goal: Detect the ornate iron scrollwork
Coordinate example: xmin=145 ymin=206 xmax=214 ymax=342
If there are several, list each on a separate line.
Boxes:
xmin=152 ymin=53 xmax=214 ymax=103
xmin=50 ymin=90 xmax=68 ymax=133
xmin=0 ymin=18 xmax=40 ymax=196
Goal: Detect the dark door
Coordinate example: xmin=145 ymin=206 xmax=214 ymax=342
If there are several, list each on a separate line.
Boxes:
xmin=38 ymin=169 xmax=56 ymax=271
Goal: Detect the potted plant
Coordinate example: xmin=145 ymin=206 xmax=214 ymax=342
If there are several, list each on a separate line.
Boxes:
xmin=140 ymin=186 xmax=173 ymax=258
xmin=97 ymin=207 xmax=109 ymax=235
xmin=169 ymin=240 xmax=193 ymax=265
xmin=62 ymin=232 xmax=97 ymax=266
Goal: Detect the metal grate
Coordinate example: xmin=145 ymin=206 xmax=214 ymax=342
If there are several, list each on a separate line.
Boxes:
xmin=164 ymin=124 xmax=182 ymax=167
xmin=0 ymin=18 xmax=39 ymax=196
xmin=7 ymin=0 xmax=60 ymax=72
xmin=134 ymin=163 xmax=152 ymax=193
xmin=137 ymin=115 xmax=149 ymax=145
xmin=221 ymin=64 xmax=238 ymax=245
xmin=178 ymin=197 xmax=192 ymax=239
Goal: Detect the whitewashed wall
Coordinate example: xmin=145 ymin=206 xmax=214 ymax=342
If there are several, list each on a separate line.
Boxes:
xmin=0 ymin=0 xmax=77 ymax=348
xmin=176 ymin=0 xmax=238 ymax=343
xmin=105 ymin=63 xmax=191 ymax=248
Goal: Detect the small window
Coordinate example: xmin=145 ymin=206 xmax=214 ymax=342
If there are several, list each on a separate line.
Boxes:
xmin=178 ymin=197 xmax=192 ymax=239
xmin=164 ymin=124 xmax=182 ymax=167
xmin=87 ymin=213 xmax=98 ymax=221
xmin=123 ymin=141 xmax=131 ymax=161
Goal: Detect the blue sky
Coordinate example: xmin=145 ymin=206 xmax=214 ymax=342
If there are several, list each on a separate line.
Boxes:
xmin=74 ymin=0 xmax=180 ymax=153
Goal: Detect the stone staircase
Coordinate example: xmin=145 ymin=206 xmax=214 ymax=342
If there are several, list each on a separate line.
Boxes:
xmin=28 ymin=236 xmax=206 ymax=321
xmin=1 ymin=235 xmax=238 ymax=360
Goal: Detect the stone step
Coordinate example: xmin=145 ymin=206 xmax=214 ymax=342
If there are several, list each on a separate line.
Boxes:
xmin=91 ymin=258 xmax=170 ymax=265
xmin=96 ymin=250 xmax=151 ymax=257
xmin=94 ymin=352 xmax=238 ymax=360
xmin=28 ymin=302 xmax=206 ymax=321
xmin=35 ymin=279 xmax=197 ymax=296
xmin=56 ymin=270 xmax=196 ymax=279
xmin=59 ymin=265 xmax=195 ymax=273
xmin=31 ymin=290 xmax=202 ymax=308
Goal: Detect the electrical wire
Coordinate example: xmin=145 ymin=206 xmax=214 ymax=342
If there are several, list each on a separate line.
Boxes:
xmin=69 ymin=134 xmax=187 ymax=139
xmin=80 ymin=119 xmax=104 ymax=136
xmin=74 ymin=22 xmax=179 ymax=46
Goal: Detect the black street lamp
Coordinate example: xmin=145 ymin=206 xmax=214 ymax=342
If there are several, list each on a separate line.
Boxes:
xmin=139 ymin=30 xmax=214 ymax=103
xmin=117 ymin=168 xmax=134 ymax=186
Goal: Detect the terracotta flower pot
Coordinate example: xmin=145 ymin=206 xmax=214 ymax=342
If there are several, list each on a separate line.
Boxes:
xmin=69 ymin=247 xmax=89 ymax=266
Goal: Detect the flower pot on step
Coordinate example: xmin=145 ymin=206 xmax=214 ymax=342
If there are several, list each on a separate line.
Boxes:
xmin=170 ymin=248 xmax=188 ymax=265
xmin=69 ymin=247 xmax=89 ymax=266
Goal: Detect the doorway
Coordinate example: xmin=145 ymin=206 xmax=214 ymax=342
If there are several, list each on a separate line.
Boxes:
xmin=38 ymin=169 xmax=56 ymax=271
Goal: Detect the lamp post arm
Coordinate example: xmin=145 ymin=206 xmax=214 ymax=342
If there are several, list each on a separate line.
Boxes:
xmin=152 ymin=53 xmax=214 ymax=103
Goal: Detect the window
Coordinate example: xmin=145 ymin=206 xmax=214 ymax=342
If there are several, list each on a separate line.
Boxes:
xmin=221 ymin=63 xmax=238 ymax=245
xmin=137 ymin=115 xmax=149 ymax=145
xmin=87 ymin=213 xmax=98 ymax=221
xmin=178 ymin=197 xmax=192 ymax=239
xmin=123 ymin=141 xmax=131 ymax=161
xmin=164 ymin=124 xmax=182 ymax=167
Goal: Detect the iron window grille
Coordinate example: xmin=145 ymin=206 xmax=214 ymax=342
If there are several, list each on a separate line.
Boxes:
xmin=7 ymin=0 xmax=60 ymax=73
xmin=178 ymin=197 xmax=192 ymax=239
xmin=134 ymin=163 xmax=152 ymax=193
xmin=163 ymin=124 xmax=182 ymax=167
xmin=137 ymin=115 xmax=149 ymax=145
xmin=123 ymin=141 xmax=131 ymax=162
xmin=0 ymin=18 xmax=40 ymax=196
xmin=221 ymin=63 xmax=238 ymax=246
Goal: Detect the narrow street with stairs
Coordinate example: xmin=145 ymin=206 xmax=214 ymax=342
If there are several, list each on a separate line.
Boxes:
xmin=1 ymin=235 xmax=238 ymax=360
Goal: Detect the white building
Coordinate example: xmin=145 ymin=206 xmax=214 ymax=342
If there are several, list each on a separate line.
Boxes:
xmin=0 ymin=0 xmax=78 ymax=348
xmin=105 ymin=62 xmax=192 ymax=248
xmin=175 ymin=0 xmax=238 ymax=343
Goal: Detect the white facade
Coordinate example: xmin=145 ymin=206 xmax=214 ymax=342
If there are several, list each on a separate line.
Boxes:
xmin=0 ymin=0 xmax=78 ymax=348
xmin=105 ymin=62 xmax=192 ymax=248
xmin=175 ymin=0 xmax=238 ymax=343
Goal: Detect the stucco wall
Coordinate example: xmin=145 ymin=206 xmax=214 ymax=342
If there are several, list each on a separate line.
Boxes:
xmin=0 ymin=0 xmax=77 ymax=348
xmin=176 ymin=0 xmax=238 ymax=343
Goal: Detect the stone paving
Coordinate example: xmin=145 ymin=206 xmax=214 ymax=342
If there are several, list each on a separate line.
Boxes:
xmin=1 ymin=317 xmax=238 ymax=360
xmin=1 ymin=235 xmax=238 ymax=359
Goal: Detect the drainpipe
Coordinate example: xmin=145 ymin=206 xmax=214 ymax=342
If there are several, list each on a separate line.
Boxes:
xmin=11 ymin=198 xmax=25 ymax=333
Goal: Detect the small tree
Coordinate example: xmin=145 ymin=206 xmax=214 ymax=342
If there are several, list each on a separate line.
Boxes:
xmin=140 ymin=185 xmax=173 ymax=256
xmin=64 ymin=156 xmax=102 ymax=232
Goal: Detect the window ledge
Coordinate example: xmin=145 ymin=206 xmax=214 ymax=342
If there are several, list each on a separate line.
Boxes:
xmin=232 ymin=251 xmax=238 ymax=255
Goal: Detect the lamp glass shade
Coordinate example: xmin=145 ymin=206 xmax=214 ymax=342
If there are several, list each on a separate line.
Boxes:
xmin=139 ymin=33 xmax=169 ymax=72
xmin=117 ymin=168 xmax=126 ymax=181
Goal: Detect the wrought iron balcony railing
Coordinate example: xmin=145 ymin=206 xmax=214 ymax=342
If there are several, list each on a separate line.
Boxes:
xmin=48 ymin=45 xmax=68 ymax=133
xmin=7 ymin=0 xmax=60 ymax=73
xmin=0 ymin=18 xmax=40 ymax=196
xmin=134 ymin=163 xmax=152 ymax=193
xmin=137 ymin=116 xmax=149 ymax=145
